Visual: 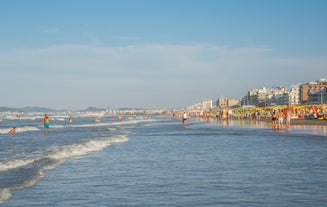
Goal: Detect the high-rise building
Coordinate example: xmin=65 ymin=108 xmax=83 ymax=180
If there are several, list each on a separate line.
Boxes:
xmin=243 ymin=87 xmax=288 ymax=107
xmin=202 ymin=99 xmax=213 ymax=110
xmin=288 ymin=85 xmax=300 ymax=105
xmin=300 ymin=79 xmax=327 ymax=104
xmin=308 ymin=88 xmax=327 ymax=104
xmin=267 ymin=87 xmax=288 ymax=106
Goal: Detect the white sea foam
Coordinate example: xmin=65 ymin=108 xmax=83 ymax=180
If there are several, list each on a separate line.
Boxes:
xmin=0 ymin=126 xmax=40 ymax=134
xmin=0 ymin=135 xmax=129 ymax=203
xmin=50 ymin=124 xmax=65 ymax=129
xmin=67 ymin=118 xmax=154 ymax=128
xmin=17 ymin=126 xmax=40 ymax=133
xmin=0 ymin=136 xmax=128 ymax=172
xmin=0 ymin=189 xmax=11 ymax=204
xmin=0 ymin=158 xmax=37 ymax=172
xmin=53 ymin=117 xmax=65 ymax=121
xmin=0 ymin=128 xmax=11 ymax=134
xmin=0 ymin=117 xmax=153 ymax=134
xmin=47 ymin=135 xmax=128 ymax=160
xmin=0 ymin=159 xmax=64 ymax=203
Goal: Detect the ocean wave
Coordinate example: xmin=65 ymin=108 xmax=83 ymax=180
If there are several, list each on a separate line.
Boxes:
xmin=66 ymin=118 xmax=154 ymax=128
xmin=0 ymin=117 xmax=154 ymax=134
xmin=0 ymin=135 xmax=128 ymax=172
xmin=0 ymin=158 xmax=64 ymax=204
xmin=47 ymin=135 xmax=129 ymax=160
xmin=0 ymin=126 xmax=40 ymax=134
xmin=0 ymin=189 xmax=11 ymax=204
xmin=0 ymin=135 xmax=129 ymax=204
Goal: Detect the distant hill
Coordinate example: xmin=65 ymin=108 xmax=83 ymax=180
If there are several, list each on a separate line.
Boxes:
xmin=79 ymin=106 xmax=108 ymax=112
xmin=0 ymin=106 xmax=60 ymax=112
xmin=0 ymin=107 xmax=21 ymax=112
xmin=21 ymin=107 xmax=60 ymax=112
xmin=118 ymin=107 xmax=145 ymax=111
xmin=0 ymin=106 xmax=151 ymax=113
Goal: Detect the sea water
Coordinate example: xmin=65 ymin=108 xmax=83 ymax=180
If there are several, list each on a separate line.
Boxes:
xmin=1 ymin=113 xmax=327 ymax=206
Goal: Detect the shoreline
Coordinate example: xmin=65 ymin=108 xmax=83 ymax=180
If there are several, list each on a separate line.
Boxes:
xmin=259 ymin=118 xmax=327 ymax=126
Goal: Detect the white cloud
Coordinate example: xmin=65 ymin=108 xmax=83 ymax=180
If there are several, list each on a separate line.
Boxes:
xmin=0 ymin=44 xmax=326 ymax=109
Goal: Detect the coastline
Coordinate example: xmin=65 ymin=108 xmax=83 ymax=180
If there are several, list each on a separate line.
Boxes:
xmin=259 ymin=118 xmax=327 ymax=126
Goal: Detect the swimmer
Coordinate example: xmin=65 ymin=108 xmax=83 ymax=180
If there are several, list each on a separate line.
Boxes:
xmin=9 ymin=127 xmax=16 ymax=134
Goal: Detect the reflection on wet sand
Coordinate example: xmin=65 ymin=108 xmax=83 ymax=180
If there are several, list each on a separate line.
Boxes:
xmin=195 ymin=116 xmax=327 ymax=134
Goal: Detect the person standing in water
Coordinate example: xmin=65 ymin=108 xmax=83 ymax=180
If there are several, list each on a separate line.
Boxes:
xmin=277 ymin=110 xmax=284 ymax=129
xmin=118 ymin=114 xmax=122 ymax=121
xmin=285 ymin=110 xmax=292 ymax=128
xmin=43 ymin=114 xmax=50 ymax=134
xmin=182 ymin=112 xmax=188 ymax=125
xmin=271 ymin=110 xmax=277 ymax=129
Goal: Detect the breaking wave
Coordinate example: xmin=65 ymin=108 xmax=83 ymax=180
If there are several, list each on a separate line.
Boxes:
xmin=0 ymin=126 xmax=40 ymax=134
xmin=0 ymin=135 xmax=129 ymax=204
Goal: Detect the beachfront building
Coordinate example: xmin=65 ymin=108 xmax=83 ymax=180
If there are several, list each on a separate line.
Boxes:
xmin=288 ymin=84 xmax=301 ymax=106
xmin=257 ymin=88 xmax=270 ymax=107
xmin=241 ymin=94 xmax=250 ymax=106
xmin=245 ymin=87 xmax=270 ymax=107
xmin=308 ymin=88 xmax=327 ymax=105
xmin=216 ymin=98 xmax=228 ymax=108
xmin=227 ymin=98 xmax=240 ymax=108
xmin=300 ymin=79 xmax=327 ymax=104
xmin=245 ymin=89 xmax=260 ymax=106
xmin=186 ymin=102 xmax=202 ymax=112
xmin=216 ymin=98 xmax=240 ymax=109
xmin=216 ymin=98 xmax=240 ymax=108
xmin=242 ymin=87 xmax=288 ymax=107
xmin=266 ymin=87 xmax=288 ymax=106
xmin=242 ymin=88 xmax=259 ymax=107
xmin=202 ymin=99 xmax=213 ymax=111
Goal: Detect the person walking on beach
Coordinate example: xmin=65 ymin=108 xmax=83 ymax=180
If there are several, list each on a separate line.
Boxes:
xmin=228 ymin=109 xmax=233 ymax=120
xmin=286 ymin=110 xmax=292 ymax=128
xmin=182 ymin=112 xmax=188 ymax=125
xmin=272 ymin=110 xmax=277 ymax=129
xmin=43 ymin=114 xmax=50 ymax=134
xmin=277 ymin=110 xmax=284 ymax=129
xmin=9 ymin=127 xmax=16 ymax=134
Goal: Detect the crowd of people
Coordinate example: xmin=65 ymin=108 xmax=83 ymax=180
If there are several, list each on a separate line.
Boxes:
xmin=173 ymin=108 xmax=294 ymax=129
xmin=271 ymin=110 xmax=292 ymax=129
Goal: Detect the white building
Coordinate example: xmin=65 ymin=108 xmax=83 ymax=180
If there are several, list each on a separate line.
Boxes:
xmin=288 ymin=85 xmax=300 ymax=105
xmin=267 ymin=87 xmax=288 ymax=106
xmin=202 ymin=99 xmax=213 ymax=111
xmin=244 ymin=87 xmax=288 ymax=107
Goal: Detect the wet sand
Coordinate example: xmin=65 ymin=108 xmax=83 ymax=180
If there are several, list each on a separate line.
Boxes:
xmin=260 ymin=118 xmax=327 ymax=126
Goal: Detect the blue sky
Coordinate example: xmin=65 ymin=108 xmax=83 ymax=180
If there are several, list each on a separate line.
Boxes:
xmin=0 ymin=0 xmax=326 ymax=110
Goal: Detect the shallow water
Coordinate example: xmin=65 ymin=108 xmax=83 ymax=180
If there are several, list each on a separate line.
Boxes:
xmin=1 ymin=115 xmax=327 ymax=206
